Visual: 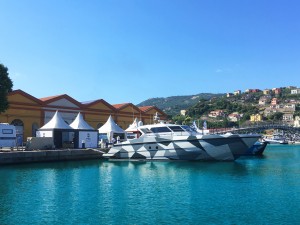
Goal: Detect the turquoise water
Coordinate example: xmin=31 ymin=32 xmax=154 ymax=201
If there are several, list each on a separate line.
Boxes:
xmin=1 ymin=145 xmax=300 ymax=225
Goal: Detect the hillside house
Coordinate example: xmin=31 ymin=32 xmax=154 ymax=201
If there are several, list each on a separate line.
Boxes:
xmin=259 ymin=96 xmax=271 ymax=106
xmin=271 ymin=98 xmax=279 ymax=105
xmin=228 ymin=113 xmax=241 ymax=122
xmin=263 ymin=89 xmax=271 ymax=95
xmin=250 ymin=114 xmax=263 ymax=122
xmin=234 ymin=90 xmax=241 ymax=95
xmin=282 ymin=113 xmax=294 ymax=122
xmin=294 ymin=116 xmax=300 ymax=127
xmin=227 ymin=93 xmax=234 ymax=97
xmin=291 ymin=88 xmax=300 ymax=94
xmin=284 ymin=104 xmax=296 ymax=109
xmin=245 ymin=89 xmax=261 ymax=93
xmin=273 ymin=88 xmax=282 ymax=95
xmin=180 ymin=110 xmax=187 ymax=116
xmin=264 ymin=108 xmax=278 ymax=117
xmin=208 ymin=110 xmax=225 ymax=118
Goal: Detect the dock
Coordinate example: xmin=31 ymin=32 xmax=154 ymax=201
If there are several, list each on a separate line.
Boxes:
xmin=0 ymin=148 xmax=106 ymax=165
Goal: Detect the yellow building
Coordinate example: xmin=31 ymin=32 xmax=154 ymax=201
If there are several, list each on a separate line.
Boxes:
xmin=0 ymin=90 xmax=167 ymax=142
xmin=250 ymin=114 xmax=263 ymax=122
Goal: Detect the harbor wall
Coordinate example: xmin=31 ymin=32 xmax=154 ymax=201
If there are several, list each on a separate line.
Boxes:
xmin=0 ymin=149 xmax=104 ymax=165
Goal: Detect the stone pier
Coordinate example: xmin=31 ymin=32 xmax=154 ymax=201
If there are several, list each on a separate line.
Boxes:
xmin=0 ymin=149 xmax=105 ymax=165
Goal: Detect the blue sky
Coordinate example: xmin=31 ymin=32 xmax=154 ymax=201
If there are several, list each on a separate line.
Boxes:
xmin=1 ymin=0 xmax=299 ymax=105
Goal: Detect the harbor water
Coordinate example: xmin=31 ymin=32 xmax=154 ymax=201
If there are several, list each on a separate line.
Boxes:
xmin=1 ymin=145 xmax=300 ymax=225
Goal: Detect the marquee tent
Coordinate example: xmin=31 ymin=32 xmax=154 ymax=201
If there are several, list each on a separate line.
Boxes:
xmin=70 ymin=112 xmax=98 ymax=148
xmin=70 ymin=112 xmax=94 ymax=130
xmin=98 ymin=115 xmax=125 ymax=142
xmin=36 ymin=111 xmax=75 ymax=148
xmin=40 ymin=111 xmax=72 ymax=130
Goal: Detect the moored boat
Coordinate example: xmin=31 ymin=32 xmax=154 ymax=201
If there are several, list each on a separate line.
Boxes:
xmin=103 ymin=123 xmax=261 ymax=161
xmin=262 ymin=136 xmax=288 ymax=144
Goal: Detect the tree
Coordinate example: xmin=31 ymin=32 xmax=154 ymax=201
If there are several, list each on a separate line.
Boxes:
xmin=0 ymin=64 xmax=13 ymax=113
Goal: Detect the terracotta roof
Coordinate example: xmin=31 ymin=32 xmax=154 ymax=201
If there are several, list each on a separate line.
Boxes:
xmin=113 ymin=103 xmax=130 ymax=109
xmin=39 ymin=94 xmax=65 ymax=102
xmin=139 ymin=106 xmax=154 ymax=112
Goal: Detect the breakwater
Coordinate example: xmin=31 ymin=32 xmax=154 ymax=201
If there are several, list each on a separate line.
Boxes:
xmin=0 ymin=149 xmax=104 ymax=165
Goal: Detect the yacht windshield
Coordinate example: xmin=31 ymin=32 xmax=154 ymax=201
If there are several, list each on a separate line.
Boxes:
xmin=140 ymin=128 xmax=152 ymax=134
xmin=181 ymin=125 xmax=194 ymax=133
xmin=150 ymin=127 xmax=172 ymax=133
xmin=168 ymin=126 xmax=185 ymax=132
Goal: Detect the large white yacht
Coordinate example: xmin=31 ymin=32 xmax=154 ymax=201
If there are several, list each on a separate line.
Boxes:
xmin=103 ymin=122 xmax=261 ymax=161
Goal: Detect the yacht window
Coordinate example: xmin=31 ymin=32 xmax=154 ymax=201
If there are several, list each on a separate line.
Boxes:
xmin=150 ymin=127 xmax=171 ymax=133
xmin=182 ymin=125 xmax=193 ymax=132
xmin=169 ymin=126 xmax=185 ymax=132
xmin=140 ymin=128 xmax=152 ymax=134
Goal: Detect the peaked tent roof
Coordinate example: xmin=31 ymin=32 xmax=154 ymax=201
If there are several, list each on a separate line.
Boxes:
xmin=40 ymin=111 xmax=73 ymax=130
xmin=125 ymin=118 xmax=143 ymax=132
xmin=98 ymin=115 xmax=125 ymax=133
xmin=70 ymin=112 xmax=95 ymax=130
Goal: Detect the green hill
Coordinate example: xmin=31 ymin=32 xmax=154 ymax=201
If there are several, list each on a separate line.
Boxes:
xmin=137 ymin=93 xmax=224 ymax=116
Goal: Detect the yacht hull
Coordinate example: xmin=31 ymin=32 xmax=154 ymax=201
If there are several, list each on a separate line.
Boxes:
xmin=103 ymin=134 xmax=260 ymax=161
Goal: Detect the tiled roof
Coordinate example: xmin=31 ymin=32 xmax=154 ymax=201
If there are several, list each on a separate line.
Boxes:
xmin=139 ymin=106 xmax=154 ymax=112
xmin=113 ymin=103 xmax=130 ymax=109
xmin=39 ymin=94 xmax=65 ymax=102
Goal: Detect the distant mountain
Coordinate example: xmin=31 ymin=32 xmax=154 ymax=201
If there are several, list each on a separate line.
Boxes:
xmin=137 ymin=93 xmax=224 ymax=116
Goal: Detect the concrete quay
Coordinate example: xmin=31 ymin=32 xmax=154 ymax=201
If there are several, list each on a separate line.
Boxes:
xmin=0 ymin=149 xmax=105 ymax=165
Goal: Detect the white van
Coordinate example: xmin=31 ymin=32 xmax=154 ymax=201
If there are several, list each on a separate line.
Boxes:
xmin=0 ymin=123 xmax=17 ymax=148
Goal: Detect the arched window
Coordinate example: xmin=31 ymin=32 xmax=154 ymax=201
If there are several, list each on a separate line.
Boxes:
xmin=11 ymin=119 xmax=24 ymax=127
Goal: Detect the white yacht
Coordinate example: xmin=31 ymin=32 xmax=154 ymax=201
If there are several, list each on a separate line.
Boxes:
xmin=103 ymin=123 xmax=261 ymax=161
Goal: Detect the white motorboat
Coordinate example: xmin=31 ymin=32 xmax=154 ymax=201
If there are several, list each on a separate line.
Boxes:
xmin=263 ymin=134 xmax=288 ymax=144
xmin=103 ymin=123 xmax=261 ymax=161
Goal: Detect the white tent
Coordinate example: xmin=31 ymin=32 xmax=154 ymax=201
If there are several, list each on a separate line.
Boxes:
xmin=36 ymin=111 xmax=75 ymax=148
xmin=70 ymin=112 xmax=94 ymax=130
xmin=40 ymin=111 xmax=72 ymax=129
xmin=98 ymin=115 xmax=125 ymax=142
xmin=70 ymin=112 xmax=98 ymax=148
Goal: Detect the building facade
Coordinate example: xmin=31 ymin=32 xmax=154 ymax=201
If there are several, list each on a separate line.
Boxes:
xmin=0 ymin=90 xmax=167 ymax=142
xmin=291 ymin=88 xmax=300 ymax=95
xmin=250 ymin=114 xmax=263 ymax=122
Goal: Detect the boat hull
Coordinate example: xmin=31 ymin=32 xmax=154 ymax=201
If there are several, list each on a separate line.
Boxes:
xmin=244 ymin=141 xmax=268 ymax=156
xmin=103 ymin=134 xmax=260 ymax=161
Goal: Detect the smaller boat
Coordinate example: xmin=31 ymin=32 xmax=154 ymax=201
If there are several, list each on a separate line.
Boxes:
xmin=263 ymin=135 xmax=288 ymax=144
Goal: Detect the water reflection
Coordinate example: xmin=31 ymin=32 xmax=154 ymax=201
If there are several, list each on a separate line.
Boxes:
xmin=1 ymin=146 xmax=300 ymax=224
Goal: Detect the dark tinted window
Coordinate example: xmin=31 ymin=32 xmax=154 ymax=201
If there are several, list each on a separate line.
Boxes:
xmin=140 ymin=128 xmax=152 ymax=134
xmin=169 ymin=126 xmax=185 ymax=132
xmin=150 ymin=127 xmax=171 ymax=133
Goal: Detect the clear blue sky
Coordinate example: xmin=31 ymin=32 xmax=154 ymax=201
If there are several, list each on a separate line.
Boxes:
xmin=1 ymin=0 xmax=300 ymax=104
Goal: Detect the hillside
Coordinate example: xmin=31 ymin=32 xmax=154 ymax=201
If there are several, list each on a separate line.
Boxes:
xmin=137 ymin=93 xmax=224 ymax=116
